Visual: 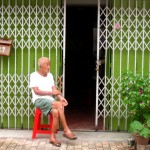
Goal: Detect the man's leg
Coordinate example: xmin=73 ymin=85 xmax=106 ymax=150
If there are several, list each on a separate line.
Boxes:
xmin=52 ymin=101 xmax=69 ymax=132
xmin=50 ymin=108 xmax=61 ymax=146
xmin=52 ymin=101 xmax=77 ymax=139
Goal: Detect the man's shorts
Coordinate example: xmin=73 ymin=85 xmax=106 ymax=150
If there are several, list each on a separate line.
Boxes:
xmin=34 ymin=98 xmax=55 ymax=116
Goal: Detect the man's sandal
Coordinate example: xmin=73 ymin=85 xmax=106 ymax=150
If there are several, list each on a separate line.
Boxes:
xmin=63 ymin=132 xmax=77 ymax=140
xmin=49 ymin=141 xmax=61 ymax=147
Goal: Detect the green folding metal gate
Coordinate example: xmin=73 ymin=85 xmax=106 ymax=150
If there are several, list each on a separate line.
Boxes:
xmin=0 ymin=0 xmax=149 ymax=131
xmin=96 ymin=0 xmax=150 ymax=131
xmin=0 ymin=0 xmax=66 ymax=129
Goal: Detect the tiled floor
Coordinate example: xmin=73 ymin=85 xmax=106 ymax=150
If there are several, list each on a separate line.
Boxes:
xmin=0 ymin=130 xmax=150 ymax=150
xmin=1 ymin=137 xmax=150 ymax=150
xmin=0 ymin=137 xmax=129 ymax=150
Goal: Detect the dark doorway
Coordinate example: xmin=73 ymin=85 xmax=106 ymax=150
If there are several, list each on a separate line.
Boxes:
xmin=65 ymin=6 xmax=100 ymax=130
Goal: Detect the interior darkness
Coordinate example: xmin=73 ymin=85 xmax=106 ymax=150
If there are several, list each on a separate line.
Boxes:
xmin=65 ymin=6 xmax=99 ymax=130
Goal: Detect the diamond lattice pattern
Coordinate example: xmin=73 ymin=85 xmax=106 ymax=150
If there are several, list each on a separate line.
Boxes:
xmin=97 ymin=0 xmax=150 ymax=131
xmin=0 ymin=0 xmax=64 ymax=129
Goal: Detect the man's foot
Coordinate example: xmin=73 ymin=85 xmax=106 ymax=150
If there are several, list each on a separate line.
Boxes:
xmin=49 ymin=140 xmax=61 ymax=147
xmin=63 ymin=131 xmax=77 ymax=140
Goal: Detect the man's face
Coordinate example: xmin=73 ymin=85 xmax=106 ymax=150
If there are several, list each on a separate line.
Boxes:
xmin=41 ymin=59 xmax=50 ymax=75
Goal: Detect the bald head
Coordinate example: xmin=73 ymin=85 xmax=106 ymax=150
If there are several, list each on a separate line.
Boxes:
xmin=37 ymin=57 xmax=50 ymax=76
xmin=38 ymin=57 xmax=50 ymax=68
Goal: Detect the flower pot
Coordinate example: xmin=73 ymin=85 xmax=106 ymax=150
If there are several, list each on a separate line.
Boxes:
xmin=133 ymin=134 xmax=150 ymax=145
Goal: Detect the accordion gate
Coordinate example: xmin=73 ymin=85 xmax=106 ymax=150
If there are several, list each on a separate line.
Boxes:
xmin=0 ymin=0 xmax=65 ymax=129
xmin=0 ymin=0 xmax=149 ymax=130
xmin=96 ymin=0 xmax=150 ymax=131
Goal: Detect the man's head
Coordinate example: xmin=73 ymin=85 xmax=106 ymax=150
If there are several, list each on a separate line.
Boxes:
xmin=38 ymin=57 xmax=50 ymax=76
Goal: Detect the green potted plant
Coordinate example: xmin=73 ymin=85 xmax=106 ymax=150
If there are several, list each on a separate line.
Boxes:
xmin=129 ymin=119 xmax=150 ymax=145
xmin=120 ymin=72 xmax=150 ymax=145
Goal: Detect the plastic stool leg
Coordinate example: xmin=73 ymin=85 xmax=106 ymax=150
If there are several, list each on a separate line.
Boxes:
xmin=32 ymin=109 xmax=41 ymax=139
xmin=32 ymin=108 xmax=54 ymax=139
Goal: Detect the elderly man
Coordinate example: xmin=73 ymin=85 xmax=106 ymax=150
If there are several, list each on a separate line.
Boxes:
xmin=29 ymin=57 xmax=77 ymax=147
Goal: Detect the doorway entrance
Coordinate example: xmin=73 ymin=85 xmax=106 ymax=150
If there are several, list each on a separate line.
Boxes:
xmin=65 ymin=6 xmax=103 ymax=130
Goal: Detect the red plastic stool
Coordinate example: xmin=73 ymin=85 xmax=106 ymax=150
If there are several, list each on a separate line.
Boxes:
xmin=32 ymin=108 xmax=53 ymax=139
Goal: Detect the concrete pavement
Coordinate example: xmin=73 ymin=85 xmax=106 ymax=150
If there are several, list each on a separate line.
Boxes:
xmin=0 ymin=129 xmax=149 ymax=150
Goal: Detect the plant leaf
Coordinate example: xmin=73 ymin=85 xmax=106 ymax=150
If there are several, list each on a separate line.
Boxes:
xmin=140 ymin=128 xmax=150 ymax=138
xmin=129 ymin=121 xmax=143 ymax=133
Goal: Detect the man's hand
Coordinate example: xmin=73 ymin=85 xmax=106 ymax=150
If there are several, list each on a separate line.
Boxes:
xmin=57 ymin=95 xmax=68 ymax=106
xmin=52 ymin=86 xmax=68 ymax=106
xmin=61 ymin=98 xmax=68 ymax=106
xmin=52 ymin=86 xmax=61 ymax=96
